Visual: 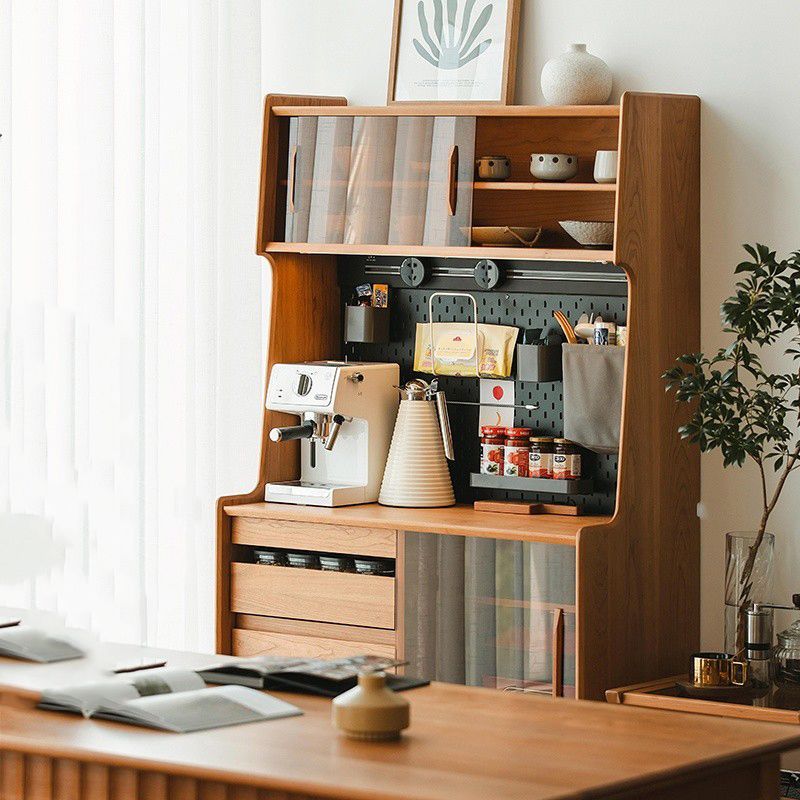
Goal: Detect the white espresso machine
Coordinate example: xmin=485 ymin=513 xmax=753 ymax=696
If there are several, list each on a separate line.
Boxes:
xmin=264 ymin=361 xmax=399 ymax=506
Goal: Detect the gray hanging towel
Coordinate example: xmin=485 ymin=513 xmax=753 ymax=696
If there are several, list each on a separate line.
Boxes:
xmin=562 ymin=344 xmax=625 ymax=453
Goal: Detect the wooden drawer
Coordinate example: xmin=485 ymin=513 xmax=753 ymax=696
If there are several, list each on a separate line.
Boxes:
xmin=233 ymin=628 xmax=395 ymax=660
xmin=230 ymin=563 xmax=395 ymax=629
xmin=231 ymin=517 xmax=396 ymax=558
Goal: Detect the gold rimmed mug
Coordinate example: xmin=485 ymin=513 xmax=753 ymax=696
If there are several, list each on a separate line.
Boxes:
xmin=692 ymin=652 xmax=748 ymax=687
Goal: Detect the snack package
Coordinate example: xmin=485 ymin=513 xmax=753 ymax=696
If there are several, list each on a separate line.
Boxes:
xmin=413 ymin=322 xmax=519 ymax=378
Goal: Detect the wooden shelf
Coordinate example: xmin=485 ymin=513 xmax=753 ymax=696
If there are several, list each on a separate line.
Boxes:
xmin=224 ymin=502 xmax=612 ymax=547
xmin=474 ymin=181 xmax=616 ymax=192
xmin=272 ymin=104 xmax=621 ymax=118
xmin=262 ymin=241 xmax=615 ymax=264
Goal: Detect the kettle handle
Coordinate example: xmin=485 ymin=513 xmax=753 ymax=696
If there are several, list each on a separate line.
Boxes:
xmin=434 ymin=390 xmax=455 ymax=461
xmin=428 ymin=292 xmax=480 ymax=378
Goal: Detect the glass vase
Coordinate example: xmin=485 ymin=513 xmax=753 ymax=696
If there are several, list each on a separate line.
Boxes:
xmin=724 ymin=531 xmax=775 ymax=656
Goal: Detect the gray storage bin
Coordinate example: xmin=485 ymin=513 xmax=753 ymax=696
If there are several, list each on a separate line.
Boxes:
xmin=516 ymin=344 xmax=562 ymax=382
xmin=562 ymin=344 xmax=625 ymax=453
xmin=344 ymin=305 xmax=390 ymax=343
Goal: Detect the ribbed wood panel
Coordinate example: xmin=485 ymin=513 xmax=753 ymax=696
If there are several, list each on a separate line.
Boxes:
xmin=25 ymin=756 xmax=52 ymax=800
xmin=108 ymin=769 xmax=136 ymax=800
xmin=53 ymin=759 xmax=81 ymax=800
xmin=0 ymin=753 xmax=333 ymax=800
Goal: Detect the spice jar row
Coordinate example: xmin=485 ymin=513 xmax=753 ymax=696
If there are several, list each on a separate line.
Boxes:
xmin=480 ymin=427 xmax=582 ymax=480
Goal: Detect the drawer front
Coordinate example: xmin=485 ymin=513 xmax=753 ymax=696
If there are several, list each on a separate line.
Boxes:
xmin=232 ymin=517 xmax=396 ymax=558
xmin=230 ymin=563 xmax=395 ymax=629
xmin=233 ymin=628 xmax=395 ymax=660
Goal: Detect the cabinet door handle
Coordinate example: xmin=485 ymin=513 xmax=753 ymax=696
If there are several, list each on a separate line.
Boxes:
xmin=288 ymin=145 xmax=298 ymax=213
xmin=447 ymin=144 xmax=459 ymax=216
xmin=552 ymin=607 xmax=564 ymax=698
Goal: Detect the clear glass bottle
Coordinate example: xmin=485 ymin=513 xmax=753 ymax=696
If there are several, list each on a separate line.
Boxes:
xmin=774 ymin=619 xmax=800 ymax=690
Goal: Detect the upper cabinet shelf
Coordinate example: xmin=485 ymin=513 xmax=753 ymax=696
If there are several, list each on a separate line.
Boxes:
xmin=271 ymin=104 xmax=621 ymax=118
xmin=474 ymin=181 xmax=616 ymax=192
xmin=258 ymin=103 xmax=620 ymax=262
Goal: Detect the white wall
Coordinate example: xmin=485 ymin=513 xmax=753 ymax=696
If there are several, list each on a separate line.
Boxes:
xmin=261 ymin=0 xmax=800 ymax=649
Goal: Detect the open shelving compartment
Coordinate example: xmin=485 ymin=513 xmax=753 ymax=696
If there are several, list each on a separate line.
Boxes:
xmin=217 ymin=91 xmax=701 ymax=702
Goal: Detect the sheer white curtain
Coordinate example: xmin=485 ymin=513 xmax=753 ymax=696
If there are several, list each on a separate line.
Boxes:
xmin=0 ymin=0 xmax=265 ymax=650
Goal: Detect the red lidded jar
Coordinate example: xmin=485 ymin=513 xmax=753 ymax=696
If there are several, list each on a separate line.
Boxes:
xmin=504 ymin=428 xmax=532 ymax=478
xmin=480 ymin=426 xmax=506 ymax=475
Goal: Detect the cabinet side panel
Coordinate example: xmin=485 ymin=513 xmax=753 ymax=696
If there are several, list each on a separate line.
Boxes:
xmin=577 ymin=92 xmax=701 ymax=700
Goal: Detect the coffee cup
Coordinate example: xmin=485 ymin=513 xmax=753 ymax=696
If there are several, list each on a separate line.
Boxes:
xmin=691 ymin=652 xmax=748 ymax=687
xmin=593 ymin=150 xmax=618 ymax=184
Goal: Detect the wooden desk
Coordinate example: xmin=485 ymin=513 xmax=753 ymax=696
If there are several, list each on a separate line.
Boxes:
xmin=2 ymin=635 xmax=800 ymax=799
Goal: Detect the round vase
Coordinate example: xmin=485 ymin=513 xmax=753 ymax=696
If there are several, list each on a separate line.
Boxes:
xmin=332 ymin=671 xmax=410 ymax=741
xmin=541 ymin=43 xmax=613 ymax=106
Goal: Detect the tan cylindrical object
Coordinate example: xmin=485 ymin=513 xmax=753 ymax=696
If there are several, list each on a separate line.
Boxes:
xmin=332 ymin=672 xmax=410 ymax=741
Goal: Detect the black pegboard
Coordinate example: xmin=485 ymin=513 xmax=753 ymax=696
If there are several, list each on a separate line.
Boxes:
xmin=341 ymin=263 xmax=627 ymax=515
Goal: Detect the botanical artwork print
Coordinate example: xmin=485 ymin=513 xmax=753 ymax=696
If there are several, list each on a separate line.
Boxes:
xmin=412 ymin=0 xmax=494 ymax=71
xmin=394 ymin=0 xmax=509 ymax=101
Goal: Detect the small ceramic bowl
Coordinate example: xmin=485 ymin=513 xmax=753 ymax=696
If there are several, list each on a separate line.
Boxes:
xmin=476 ymin=155 xmax=511 ymax=181
xmin=559 ymin=220 xmax=615 ymax=247
xmin=530 ymin=153 xmax=579 ymax=181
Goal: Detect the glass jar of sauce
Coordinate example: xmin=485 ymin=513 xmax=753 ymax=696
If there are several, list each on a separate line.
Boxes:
xmin=504 ymin=428 xmax=532 ymax=478
xmin=553 ymin=438 xmax=581 ymax=480
xmin=480 ymin=426 xmax=506 ymax=475
xmin=529 ymin=437 xmax=554 ymax=478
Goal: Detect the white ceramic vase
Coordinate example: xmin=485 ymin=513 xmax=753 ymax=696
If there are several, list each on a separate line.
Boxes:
xmin=541 ymin=44 xmax=612 ymax=106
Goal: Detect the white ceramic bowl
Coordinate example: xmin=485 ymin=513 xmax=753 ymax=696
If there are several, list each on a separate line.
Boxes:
xmin=559 ymin=220 xmax=615 ymax=247
xmin=530 ymin=153 xmax=579 ymax=181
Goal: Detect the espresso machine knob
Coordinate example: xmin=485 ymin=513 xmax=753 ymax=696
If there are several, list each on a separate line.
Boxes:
xmin=295 ymin=373 xmax=312 ymax=396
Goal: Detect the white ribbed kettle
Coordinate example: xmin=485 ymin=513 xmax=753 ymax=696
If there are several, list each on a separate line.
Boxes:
xmin=379 ymin=379 xmax=455 ymax=508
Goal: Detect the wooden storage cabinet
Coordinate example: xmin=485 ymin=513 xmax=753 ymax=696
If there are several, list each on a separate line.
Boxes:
xmin=217 ymin=92 xmax=701 ymax=701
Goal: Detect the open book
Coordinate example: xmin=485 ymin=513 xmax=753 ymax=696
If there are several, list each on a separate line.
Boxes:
xmin=39 ymin=668 xmax=301 ymax=732
xmin=0 ymin=626 xmax=85 ymax=663
xmin=198 ymin=655 xmax=428 ymax=697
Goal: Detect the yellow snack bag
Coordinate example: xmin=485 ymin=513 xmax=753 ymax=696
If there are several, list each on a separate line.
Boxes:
xmin=413 ymin=322 xmax=519 ymax=378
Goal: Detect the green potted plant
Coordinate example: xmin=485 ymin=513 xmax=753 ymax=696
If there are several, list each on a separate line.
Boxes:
xmin=664 ymin=244 xmax=800 ymax=654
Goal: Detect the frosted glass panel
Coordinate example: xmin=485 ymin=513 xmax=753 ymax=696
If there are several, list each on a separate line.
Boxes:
xmin=403 ymin=532 xmax=576 ymax=695
xmin=388 ymin=117 xmax=433 ymax=246
xmin=307 ymin=116 xmax=353 ymax=244
xmin=344 ymin=117 xmax=398 ymax=245
xmin=423 ymin=116 xmax=475 ymax=247
xmin=284 ymin=116 xmax=318 ymax=243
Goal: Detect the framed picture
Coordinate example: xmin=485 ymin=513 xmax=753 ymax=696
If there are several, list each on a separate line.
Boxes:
xmin=388 ymin=0 xmax=520 ymax=105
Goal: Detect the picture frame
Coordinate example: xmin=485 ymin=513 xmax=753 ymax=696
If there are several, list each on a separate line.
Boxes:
xmin=387 ymin=0 xmax=520 ymax=105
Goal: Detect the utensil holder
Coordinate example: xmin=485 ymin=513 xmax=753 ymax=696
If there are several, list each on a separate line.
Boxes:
xmin=516 ymin=344 xmax=562 ymax=382
xmin=562 ymin=344 xmax=625 ymax=453
xmin=344 ymin=305 xmax=390 ymax=343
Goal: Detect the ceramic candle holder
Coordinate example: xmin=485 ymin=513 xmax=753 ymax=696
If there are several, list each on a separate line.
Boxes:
xmin=332 ymin=671 xmax=410 ymax=741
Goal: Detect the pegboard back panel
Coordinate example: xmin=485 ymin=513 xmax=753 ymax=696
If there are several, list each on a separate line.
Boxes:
xmin=340 ymin=259 xmax=628 ymax=515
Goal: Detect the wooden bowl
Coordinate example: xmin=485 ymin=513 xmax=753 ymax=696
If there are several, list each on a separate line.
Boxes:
xmin=468 ymin=226 xmax=542 ymax=248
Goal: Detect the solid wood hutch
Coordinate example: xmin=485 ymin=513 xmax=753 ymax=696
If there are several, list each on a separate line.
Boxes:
xmin=216 ymin=91 xmax=701 ymax=701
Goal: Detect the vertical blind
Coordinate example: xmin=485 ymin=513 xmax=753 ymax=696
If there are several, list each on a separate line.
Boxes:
xmin=0 ymin=0 xmax=265 ymax=650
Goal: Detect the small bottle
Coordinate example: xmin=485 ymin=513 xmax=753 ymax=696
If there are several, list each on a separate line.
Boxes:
xmin=529 ymin=437 xmax=554 ymax=478
xmin=504 ymin=428 xmax=532 ymax=478
xmin=480 ymin=426 xmax=506 ymax=476
xmin=553 ymin=438 xmax=581 ymax=480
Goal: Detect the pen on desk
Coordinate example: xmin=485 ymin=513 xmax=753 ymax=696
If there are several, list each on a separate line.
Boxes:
xmin=113 ymin=660 xmax=168 ymax=674
xmin=0 ymin=619 xmax=21 ymax=629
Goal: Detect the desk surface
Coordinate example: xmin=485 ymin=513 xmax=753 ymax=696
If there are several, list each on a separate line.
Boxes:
xmin=2 ymin=617 xmax=800 ymax=800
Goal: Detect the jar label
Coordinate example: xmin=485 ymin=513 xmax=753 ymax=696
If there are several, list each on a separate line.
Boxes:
xmin=530 ymin=451 xmax=553 ymax=479
xmin=505 ymin=445 xmax=530 ymax=478
xmin=553 ymin=453 xmax=581 ymax=480
xmin=480 ymin=443 xmax=504 ymax=475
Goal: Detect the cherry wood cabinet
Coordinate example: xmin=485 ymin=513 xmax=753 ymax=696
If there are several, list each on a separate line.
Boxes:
xmin=217 ymin=92 xmax=701 ymax=701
